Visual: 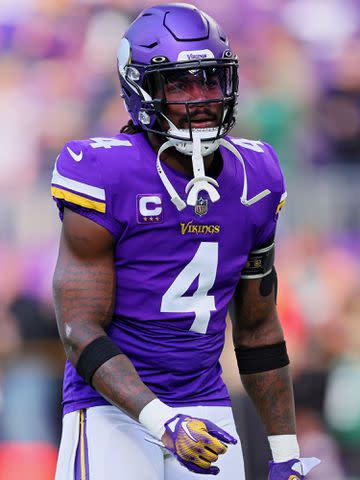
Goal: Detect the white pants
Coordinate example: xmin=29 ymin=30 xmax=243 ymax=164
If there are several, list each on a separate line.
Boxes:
xmin=55 ymin=405 xmax=246 ymax=479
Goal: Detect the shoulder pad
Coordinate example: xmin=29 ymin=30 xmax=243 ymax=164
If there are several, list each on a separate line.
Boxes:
xmin=51 ymin=139 xmax=106 ymax=213
xmin=51 ymin=136 xmax=133 ymax=213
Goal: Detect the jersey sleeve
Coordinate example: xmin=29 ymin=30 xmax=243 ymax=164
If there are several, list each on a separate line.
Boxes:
xmin=252 ymin=142 xmax=287 ymax=249
xmin=51 ymin=140 xmax=123 ymax=238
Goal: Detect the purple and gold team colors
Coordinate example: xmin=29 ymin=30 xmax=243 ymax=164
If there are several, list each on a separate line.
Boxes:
xmin=164 ymin=413 xmax=237 ymax=475
xmin=268 ymin=458 xmax=322 ymax=480
xmin=51 ymin=132 xmax=286 ymax=414
xmin=165 ymin=414 xmax=237 ymax=475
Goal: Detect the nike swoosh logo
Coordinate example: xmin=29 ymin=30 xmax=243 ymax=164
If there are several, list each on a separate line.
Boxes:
xmin=67 ymin=146 xmax=83 ymax=162
xmin=144 ymin=437 xmax=165 ymax=448
xmin=181 ymin=421 xmax=198 ymax=442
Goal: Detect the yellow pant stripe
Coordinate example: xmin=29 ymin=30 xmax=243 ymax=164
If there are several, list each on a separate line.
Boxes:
xmin=80 ymin=409 xmax=87 ymax=480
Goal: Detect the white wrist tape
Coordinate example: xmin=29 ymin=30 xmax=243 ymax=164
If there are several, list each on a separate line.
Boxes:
xmin=139 ymin=398 xmax=174 ymax=440
xmin=268 ymin=434 xmax=300 ymax=462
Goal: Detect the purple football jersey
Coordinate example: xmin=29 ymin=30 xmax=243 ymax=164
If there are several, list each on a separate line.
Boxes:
xmin=51 ymin=133 xmax=286 ymax=414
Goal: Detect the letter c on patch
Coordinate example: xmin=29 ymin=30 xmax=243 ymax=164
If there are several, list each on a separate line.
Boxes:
xmin=139 ymin=196 xmax=162 ymax=216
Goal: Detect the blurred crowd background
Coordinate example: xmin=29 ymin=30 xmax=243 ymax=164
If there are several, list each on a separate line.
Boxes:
xmin=0 ymin=0 xmax=359 ymax=478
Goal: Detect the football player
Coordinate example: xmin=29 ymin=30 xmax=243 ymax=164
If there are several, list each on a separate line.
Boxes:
xmin=52 ymin=4 xmax=320 ymax=479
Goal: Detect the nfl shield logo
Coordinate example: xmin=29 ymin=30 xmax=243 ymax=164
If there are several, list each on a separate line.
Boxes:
xmin=195 ymin=197 xmax=208 ymax=216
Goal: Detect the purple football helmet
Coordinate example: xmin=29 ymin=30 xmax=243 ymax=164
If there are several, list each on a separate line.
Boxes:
xmin=117 ymin=3 xmax=238 ymax=149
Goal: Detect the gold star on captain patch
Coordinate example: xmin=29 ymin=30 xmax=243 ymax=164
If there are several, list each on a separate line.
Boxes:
xmin=155 ymin=217 xmax=159 ymax=221
xmin=150 ymin=217 xmax=153 ymax=221
xmin=143 ymin=217 xmax=147 ymax=221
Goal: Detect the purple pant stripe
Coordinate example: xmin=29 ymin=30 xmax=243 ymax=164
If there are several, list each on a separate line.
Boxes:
xmin=74 ymin=409 xmax=89 ymax=480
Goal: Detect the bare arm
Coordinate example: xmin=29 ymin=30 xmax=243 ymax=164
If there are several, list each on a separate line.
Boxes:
xmin=232 ymin=274 xmax=296 ymax=435
xmin=53 ymin=208 xmax=156 ymax=418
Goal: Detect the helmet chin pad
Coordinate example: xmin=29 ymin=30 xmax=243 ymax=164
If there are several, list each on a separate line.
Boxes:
xmin=166 ymin=127 xmax=221 ymax=156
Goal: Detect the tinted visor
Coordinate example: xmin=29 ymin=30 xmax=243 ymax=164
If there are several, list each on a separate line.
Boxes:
xmin=145 ymin=65 xmax=235 ymax=103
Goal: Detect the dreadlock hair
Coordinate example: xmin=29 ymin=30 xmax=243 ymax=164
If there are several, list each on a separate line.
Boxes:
xmin=120 ymin=119 xmax=144 ymax=134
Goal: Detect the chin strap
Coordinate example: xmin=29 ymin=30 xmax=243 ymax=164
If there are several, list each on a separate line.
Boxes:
xmin=185 ymin=132 xmax=220 ymax=206
xmin=155 ymin=136 xmax=271 ymax=211
xmin=156 ymin=140 xmax=187 ymax=211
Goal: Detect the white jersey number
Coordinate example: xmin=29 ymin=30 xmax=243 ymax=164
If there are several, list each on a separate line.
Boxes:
xmin=89 ymin=137 xmax=131 ymax=149
xmin=161 ymin=242 xmax=218 ymax=334
xmin=231 ymin=138 xmax=265 ymax=152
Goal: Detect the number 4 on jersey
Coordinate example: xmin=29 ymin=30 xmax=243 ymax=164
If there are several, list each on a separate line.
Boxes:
xmin=161 ymin=242 xmax=218 ymax=334
xmin=89 ymin=137 xmax=131 ymax=149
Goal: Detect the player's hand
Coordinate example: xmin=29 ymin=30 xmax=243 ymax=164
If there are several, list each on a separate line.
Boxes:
xmin=268 ymin=457 xmax=321 ymax=479
xmin=161 ymin=413 xmax=237 ymax=475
